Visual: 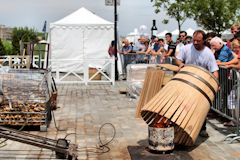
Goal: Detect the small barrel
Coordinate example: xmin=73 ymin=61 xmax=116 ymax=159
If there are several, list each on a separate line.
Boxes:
xmin=141 ymin=65 xmax=219 ymax=146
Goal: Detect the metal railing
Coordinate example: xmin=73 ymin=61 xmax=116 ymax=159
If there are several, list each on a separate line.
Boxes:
xmin=212 ymin=66 xmax=240 ymax=143
xmin=120 ymin=53 xmax=175 ymax=75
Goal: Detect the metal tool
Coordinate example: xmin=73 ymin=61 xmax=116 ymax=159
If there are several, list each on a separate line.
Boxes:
xmin=0 ymin=126 xmax=78 ymax=159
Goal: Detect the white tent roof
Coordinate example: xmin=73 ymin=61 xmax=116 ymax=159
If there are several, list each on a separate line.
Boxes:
xmin=52 ymin=7 xmax=113 ymax=26
xmin=49 ymin=7 xmax=114 ymax=72
xmin=186 ymin=28 xmax=195 ymax=36
xmin=126 ymin=28 xmax=140 ymax=43
xmin=157 ymin=30 xmax=169 ymax=37
xmin=127 ymin=28 xmax=139 ymax=36
xmin=171 ymin=29 xmax=179 ymax=35
xmin=221 ymin=29 xmax=234 ymax=40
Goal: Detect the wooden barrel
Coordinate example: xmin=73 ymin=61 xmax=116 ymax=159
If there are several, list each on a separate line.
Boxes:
xmin=135 ymin=64 xmax=177 ymax=118
xmin=156 ymin=64 xmax=179 ymax=86
xmin=141 ymin=65 xmax=219 ymax=146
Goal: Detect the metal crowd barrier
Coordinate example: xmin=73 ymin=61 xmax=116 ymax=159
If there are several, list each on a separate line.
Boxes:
xmin=120 ymin=52 xmax=175 ymax=75
xmin=212 ymin=66 xmax=240 ymax=143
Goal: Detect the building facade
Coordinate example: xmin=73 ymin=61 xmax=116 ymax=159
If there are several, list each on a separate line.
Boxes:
xmin=0 ymin=25 xmax=13 ymax=40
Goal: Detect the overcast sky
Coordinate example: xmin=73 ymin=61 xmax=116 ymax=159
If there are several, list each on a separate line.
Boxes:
xmin=0 ymin=0 xmax=198 ymax=36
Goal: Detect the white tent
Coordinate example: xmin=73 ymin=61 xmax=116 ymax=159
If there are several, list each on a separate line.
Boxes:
xmin=221 ymin=29 xmax=233 ymax=40
xmin=126 ymin=28 xmax=140 ymax=44
xmin=186 ymin=28 xmax=195 ymax=36
xmin=171 ymin=29 xmax=179 ymax=36
xmin=157 ymin=30 xmax=169 ymax=37
xmin=49 ymin=7 xmax=114 ymax=72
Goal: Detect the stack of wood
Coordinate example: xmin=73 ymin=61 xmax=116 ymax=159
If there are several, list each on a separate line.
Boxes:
xmin=0 ymin=70 xmax=51 ymax=126
xmin=0 ymin=101 xmax=46 ymax=125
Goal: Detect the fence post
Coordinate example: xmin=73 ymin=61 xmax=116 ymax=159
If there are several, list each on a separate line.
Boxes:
xmin=84 ymin=60 xmax=88 ymax=85
xmin=56 ymin=61 xmax=60 ymax=83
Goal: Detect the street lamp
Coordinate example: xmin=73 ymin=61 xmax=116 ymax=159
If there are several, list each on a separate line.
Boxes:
xmin=114 ymin=0 xmax=118 ymax=80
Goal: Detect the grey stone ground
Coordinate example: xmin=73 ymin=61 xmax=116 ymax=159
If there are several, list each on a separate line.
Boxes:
xmin=0 ymin=81 xmax=240 ymax=160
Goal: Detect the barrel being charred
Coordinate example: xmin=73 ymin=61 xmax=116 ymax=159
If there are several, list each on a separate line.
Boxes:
xmin=141 ymin=65 xmax=219 ymax=146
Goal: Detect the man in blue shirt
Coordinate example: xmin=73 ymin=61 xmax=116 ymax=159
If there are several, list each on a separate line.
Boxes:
xmin=210 ymin=36 xmax=238 ymax=65
xmin=119 ymin=39 xmax=133 ymax=75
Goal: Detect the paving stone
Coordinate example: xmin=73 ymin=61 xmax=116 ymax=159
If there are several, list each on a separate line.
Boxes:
xmin=0 ymin=81 xmax=240 ymax=159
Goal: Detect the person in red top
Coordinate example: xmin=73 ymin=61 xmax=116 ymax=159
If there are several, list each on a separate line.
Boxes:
xmin=227 ymin=24 xmax=240 ymax=48
xmin=226 ymin=39 xmax=240 ymax=69
xmin=108 ymin=40 xmax=119 ymax=80
xmin=108 ymin=40 xmax=116 ymax=58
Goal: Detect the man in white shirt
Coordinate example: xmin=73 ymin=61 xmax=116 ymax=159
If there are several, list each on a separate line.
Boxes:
xmin=175 ymin=30 xmax=219 ymax=137
xmin=175 ymin=31 xmax=187 ymax=57
xmin=176 ymin=30 xmax=219 ymax=78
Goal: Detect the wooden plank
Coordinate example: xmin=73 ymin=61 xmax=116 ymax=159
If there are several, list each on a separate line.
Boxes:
xmin=171 ymin=91 xmax=196 ymax=124
xmin=177 ymin=96 xmax=199 ymax=129
xmin=157 ymin=63 xmax=179 ymax=72
xmin=158 ymin=82 xmax=184 ymax=116
xmin=141 ymin=84 xmax=174 ymax=119
xmin=135 ymin=67 xmax=153 ymax=117
xmin=164 ymin=87 xmax=188 ymax=121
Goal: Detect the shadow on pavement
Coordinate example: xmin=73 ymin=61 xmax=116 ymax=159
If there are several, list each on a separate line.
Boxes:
xmin=127 ymin=138 xmax=209 ymax=160
xmin=207 ymin=112 xmax=236 ymax=136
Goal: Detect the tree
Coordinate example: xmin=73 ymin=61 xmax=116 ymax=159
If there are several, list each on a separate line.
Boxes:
xmin=2 ymin=40 xmax=13 ymax=55
xmin=0 ymin=38 xmax=6 ymax=56
xmin=11 ymin=27 xmax=38 ymax=55
xmin=190 ymin=0 xmax=240 ymax=35
xmin=150 ymin=0 xmax=193 ymax=32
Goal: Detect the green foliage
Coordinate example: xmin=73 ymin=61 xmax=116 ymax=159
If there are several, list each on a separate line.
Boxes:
xmin=189 ymin=0 xmax=240 ymax=34
xmin=151 ymin=0 xmax=240 ymax=35
xmin=2 ymin=40 xmax=13 ymax=55
xmin=36 ymin=32 xmax=47 ymax=40
xmin=11 ymin=27 xmax=38 ymax=55
xmin=0 ymin=39 xmax=6 ymax=56
xmin=150 ymin=0 xmax=193 ymax=31
xmin=162 ymin=19 xmax=169 ymax=24
xmin=34 ymin=43 xmax=46 ymax=57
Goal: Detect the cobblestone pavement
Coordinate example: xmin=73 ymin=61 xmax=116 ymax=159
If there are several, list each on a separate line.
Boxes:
xmin=0 ymin=81 xmax=240 ymax=160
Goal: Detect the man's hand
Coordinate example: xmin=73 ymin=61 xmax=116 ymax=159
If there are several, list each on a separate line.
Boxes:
xmin=216 ymin=60 xmax=222 ymax=65
xmin=177 ymin=64 xmax=184 ymax=72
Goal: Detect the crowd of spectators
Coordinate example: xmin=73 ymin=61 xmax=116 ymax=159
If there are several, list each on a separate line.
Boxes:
xmin=108 ymin=23 xmax=240 ymax=134
xmin=109 ymin=23 xmax=240 ymax=75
